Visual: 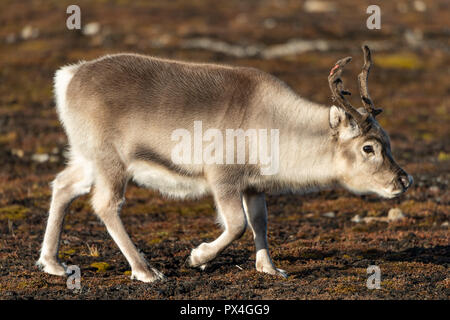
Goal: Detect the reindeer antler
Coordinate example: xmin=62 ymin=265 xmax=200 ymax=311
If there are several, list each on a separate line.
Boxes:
xmin=328 ymin=56 xmax=371 ymax=131
xmin=357 ymin=45 xmax=382 ymax=117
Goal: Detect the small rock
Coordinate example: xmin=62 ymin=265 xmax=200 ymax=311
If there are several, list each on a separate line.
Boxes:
xmin=262 ymin=39 xmax=329 ymax=59
xmin=263 ymin=18 xmax=276 ymax=29
xmin=441 ymin=221 xmax=449 ymax=227
xmin=429 ymin=185 xmax=440 ymax=194
xmin=31 ymin=153 xmax=49 ymax=163
xmin=21 ymin=25 xmax=39 ymax=40
xmin=387 ymin=208 xmax=405 ymax=221
xmin=322 ymin=211 xmax=335 ymax=218
xmin=361 ymin=216 xmax=377 ymax=224
xmin=404 ymin=29 xmax=423 ymax=48
xmin=351 ymin=215 xmax=362 ymax=223
xmin=413 ymin=0 xmax=427 ymax=12
xmin=303 ymin=0 xmax=337 ymax=13
xmin=83 ymin=22 xmax=101 ymax=36
xmin=11 ymin=149 xmax=24 ymax=158
xmin=182 ymin=38 xmax=262 ymax=58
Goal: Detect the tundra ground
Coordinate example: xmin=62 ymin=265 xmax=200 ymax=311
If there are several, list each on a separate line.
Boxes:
xmin=0 ymin=0 xmax=448 ymax=299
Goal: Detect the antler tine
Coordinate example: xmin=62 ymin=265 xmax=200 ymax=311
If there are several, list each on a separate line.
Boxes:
xmin=357 ymin=45 xmax=382 ymax=117
xmin=328 ymin=56 xmax=369 ymax=129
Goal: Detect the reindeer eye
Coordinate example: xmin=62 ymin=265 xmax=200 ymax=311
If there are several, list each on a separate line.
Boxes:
xmin=363 ymin=145 xmax=374 ymax=154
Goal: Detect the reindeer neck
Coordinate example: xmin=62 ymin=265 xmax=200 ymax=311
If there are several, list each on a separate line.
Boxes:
xmin=261 ymin=87 xmax=338 ymax=191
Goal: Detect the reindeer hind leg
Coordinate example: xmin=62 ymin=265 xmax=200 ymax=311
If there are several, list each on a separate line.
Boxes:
xmin=37 ymin=157 xmax=94 ymax=275
xmin=90 ymin=159 xmax=165 ymax=283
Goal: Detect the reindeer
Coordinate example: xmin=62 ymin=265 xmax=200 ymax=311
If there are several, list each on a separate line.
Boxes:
xmin=37 ymin=46 xmax=412 ymax=282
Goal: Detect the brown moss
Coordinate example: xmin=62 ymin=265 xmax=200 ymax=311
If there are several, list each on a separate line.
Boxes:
xmin=147 ymin=238 xmax=162 ymax=245
xmin=328 ymin=283 xmax=359 ymax=295
xmin=351 ymin=225 xmax=370 ymax=233
xmin=0 ymin=205 xmax=29 ymax=221
xmin=375 ymin=53 xmax=423 ymax=70
xmin=58 ymin=248 xmax=76 ymax=259
xmin=0 ymin=132 xmax=17 ymax=144
xmin=90 ymin=262 xmax=112 ymax=272
xmin=438 ymin=152 xmax=450 ymax=162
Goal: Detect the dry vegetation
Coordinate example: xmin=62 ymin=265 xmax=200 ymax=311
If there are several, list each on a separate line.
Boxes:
xmin=0 ymin=0 xmax=448 ymax=299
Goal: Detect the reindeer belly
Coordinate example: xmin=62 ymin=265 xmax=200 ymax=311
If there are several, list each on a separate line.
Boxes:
xmin=127 ymin=161 xmax=210 ymax=199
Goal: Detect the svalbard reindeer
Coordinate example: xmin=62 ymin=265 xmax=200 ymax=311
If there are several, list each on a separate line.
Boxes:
xmin=37 ymin=46 xmax=412 ymax=282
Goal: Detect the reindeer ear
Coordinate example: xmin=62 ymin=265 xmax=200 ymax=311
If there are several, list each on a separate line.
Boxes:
xmin=330 ymin=105 xmax=362 ymax=139
xmin=329 ymin=105 xmax=346 ymax=129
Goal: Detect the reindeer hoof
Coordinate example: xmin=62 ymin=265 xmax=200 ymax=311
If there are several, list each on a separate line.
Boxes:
xmin=131 ymin=267 xmax=166 ymax=283
xmin=184 ymin=255 xmax=208 ymax=270
xmin=187 ymin=243 xmax=218 ymax=268
xmin=257 ymin=265 xmax=289 ymax=278
xmin=36 ymin=258 xmax=67 ymax=276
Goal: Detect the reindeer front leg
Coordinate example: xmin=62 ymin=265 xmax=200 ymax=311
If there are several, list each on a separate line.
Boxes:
xmin=188 ymin=187 xmax=247 ymax=268
xmin=242 ymin=190 xmax=288 ymax=278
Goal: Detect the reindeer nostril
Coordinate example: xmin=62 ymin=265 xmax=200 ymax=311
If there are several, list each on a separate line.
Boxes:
xmin=399 ymin=174 xmax=412 ymax=190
